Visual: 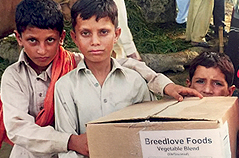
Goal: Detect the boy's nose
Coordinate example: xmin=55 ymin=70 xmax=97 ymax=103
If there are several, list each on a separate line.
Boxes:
xmin=37 ymin=43 xmax=47 ymax=55
xmin=203 ymin=83 xmax=213 ymax=94
xmin=91 ymin=34 xmax=100 ymax=45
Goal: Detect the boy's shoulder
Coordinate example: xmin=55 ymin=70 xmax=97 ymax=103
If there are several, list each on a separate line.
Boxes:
xmin=113 ymin=59 xmax=145 ymax=81
xmin=121 ymin=67 xmax=146 ymax=84
xmin=120 ymin=65 xmax=141 ymax=76
xmin=55 ymin=67 xmax=78 ymax=87
xmin=2 ymin=49 xmax=29 ymax=75
xmin=2 ymin=61 xmax=22 ymax=76
xmin=1 ymin=60 xmax=29 ymax=87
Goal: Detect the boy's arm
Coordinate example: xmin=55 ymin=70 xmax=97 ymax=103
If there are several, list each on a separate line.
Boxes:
xmin=54 ymin=79 xmax=89 ymax=157
xmin=117 ymin=58 xmax=203 ymax=101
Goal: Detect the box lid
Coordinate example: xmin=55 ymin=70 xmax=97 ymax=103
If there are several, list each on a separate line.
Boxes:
xmin=88 ymin=97 xmax=238 ymax=124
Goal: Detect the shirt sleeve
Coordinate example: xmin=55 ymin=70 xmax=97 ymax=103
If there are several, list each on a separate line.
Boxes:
xmin=1 ymin=68 xmax=71 ymax=156
xmin=135 ymin=73 xmax=157 ymax=102
xmin=116 ymin=58 xmax=173 ymax=96
xmin=54 ymin=76 xmax=83 ymax=158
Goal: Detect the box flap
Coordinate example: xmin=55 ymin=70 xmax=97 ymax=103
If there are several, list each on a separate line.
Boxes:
xmin=88 ymin=98 xmax=177 ymax=124
xmin=154 ymin=97 xmax=238 ymax=120
xmin=87 ymin=97 xmax=238 ymax=124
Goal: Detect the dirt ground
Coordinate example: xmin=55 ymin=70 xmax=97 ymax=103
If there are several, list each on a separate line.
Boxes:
xmin=0 ymin=2 xmax=235 ymax=158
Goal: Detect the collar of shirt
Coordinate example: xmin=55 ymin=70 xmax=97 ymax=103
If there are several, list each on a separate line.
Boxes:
xmin=17 ymin=49 xmax=52 ymax=81
xmin=76 ymin=57 xmax=127 ymax=77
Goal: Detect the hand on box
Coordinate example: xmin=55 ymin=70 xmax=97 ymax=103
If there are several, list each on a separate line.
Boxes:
xmin=68 ymin=133 xmax=89 ymax=156
xmin=164 ymin=83 xmax=203 ymax=102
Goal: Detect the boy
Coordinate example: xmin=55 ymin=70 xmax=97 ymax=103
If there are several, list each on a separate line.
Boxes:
xmin=0 ymin=0 xmax=202 ymax=157
xmin=54 ymin=0 xmax=153 ymax=157
xmin=186 ymin=51 xmax=235 ymax=96
xmin=1 ymin=0 xmax=83 ymax=157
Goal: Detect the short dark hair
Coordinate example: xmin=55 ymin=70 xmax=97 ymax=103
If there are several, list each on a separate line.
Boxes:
xmin=71 ymin=0 xmax=118 ymax=31
xmin=15 ymin=0 xmax=64 ymax=35
xmin=189 ymin=52 xmax=235 ymax=86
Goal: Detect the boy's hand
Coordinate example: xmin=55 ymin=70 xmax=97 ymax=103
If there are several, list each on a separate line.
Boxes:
xmin=164 ymin=83 xmax=203 ymax=102
xmin=68 ymin=133 xmax=89 ymax=156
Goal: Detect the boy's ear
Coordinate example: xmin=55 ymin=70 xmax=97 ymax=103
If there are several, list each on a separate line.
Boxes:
xmin=228 ymin=85 xmax=236 ymax=96
xmin=14 ymin=30 xmax=23 ymax=47
xmin=114 ymin=27 xmax=121 ymax=44
xmin=70 ymin=30 xmax=77 ymax=45
xmin=186 ymin=78 xmax=191 ymax=87
xmin=59 ymin=30 xmax=66 ymax=46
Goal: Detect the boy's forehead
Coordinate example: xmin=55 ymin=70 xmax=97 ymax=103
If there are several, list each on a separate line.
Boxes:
xmin=22 ymin=26 xmax=61 ymax=34
xmin=76 ymin=15 xmax=112 ymax=25
xmin=194 ymin=65 xmax=225 ymax=79
xmin=77 ymin=15 xmax=99 ymax=21
xmin=20 ymin=26 xmax=61 ymax=36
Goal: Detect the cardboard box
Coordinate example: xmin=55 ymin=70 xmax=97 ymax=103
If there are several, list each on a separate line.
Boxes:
xmin=87 ymin=97 xmax=239 ymax=158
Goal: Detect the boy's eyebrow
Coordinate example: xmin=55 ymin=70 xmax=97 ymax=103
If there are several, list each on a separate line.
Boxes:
xmin=194 ymin=77 xmax=225 ymax=82
xmin=193 ymin=77 xmax=205 ymax=80
xmin=78 ymin=26 xmax=111 ymax=31
xmin=76 ymin=27 xmax=90 ymax=32
xmin=211 ymin=79 xmax=225 ymax=82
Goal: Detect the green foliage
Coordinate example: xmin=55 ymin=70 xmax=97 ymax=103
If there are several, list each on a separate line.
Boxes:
xmin=1 ymin=36 xmax=18 ymax=46
xmin=0 ymin=37 xmax=16 ymax=80
xmin=63 ymin=21 xmax=77 ymax=49
xmin=125 ymin=0 xmax=191 ymax=54
xmin=0 ymin=57 xmax=10 ymax=79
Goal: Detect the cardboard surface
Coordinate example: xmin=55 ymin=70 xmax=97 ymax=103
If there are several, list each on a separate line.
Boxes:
xmin=87 ymin=97 xmax=239 ymax=158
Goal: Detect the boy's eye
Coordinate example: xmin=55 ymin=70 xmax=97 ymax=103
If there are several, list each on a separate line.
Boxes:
xmin=213 ymin=81 xmax=223 ymax=86
xmin=100 ymin=29 xmax=108 ymax=35
xmin=195 ymin=79 xmax=204 ymax=84
xmin=28 ymin=38 xmax=37 ymax=43
xmin=47 ymin=38 xmax=55 ymax=43
xmin=81 ymin=31 xmax=90 ymax=36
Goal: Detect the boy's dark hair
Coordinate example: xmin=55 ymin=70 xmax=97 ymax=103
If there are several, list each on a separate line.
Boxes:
xmin=71 ymin=0 xmax=118 ymax=31
xmin=15 ymin=0 xmax=64 ymax=35
xmin=189 ymin=51 xmax=235 ymax=86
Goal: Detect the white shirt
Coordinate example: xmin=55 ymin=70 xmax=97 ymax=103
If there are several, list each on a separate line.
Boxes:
xmin=1 ymin=50 xmax=71 ymax=158
xmin=54 ymin=58 xmax=155 ymax=157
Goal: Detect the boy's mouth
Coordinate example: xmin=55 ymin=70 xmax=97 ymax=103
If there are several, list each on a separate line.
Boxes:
xmin=90 ymin=50 xmax=104 ymax=55
xmin=37 ymin=57 xmax=49 ymax=62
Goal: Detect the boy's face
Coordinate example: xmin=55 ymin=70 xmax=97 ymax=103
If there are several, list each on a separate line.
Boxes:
xmin=186 ymin=65 xmax=235 ymax=97
xmin=71 ymin=16 xmax=120 ymax=64
xmin=15 ymin=27 xmax=65 ymax=71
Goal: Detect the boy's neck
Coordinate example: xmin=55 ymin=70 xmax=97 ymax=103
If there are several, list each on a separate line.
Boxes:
xmin=85 ymin=58 xmax=112 ymax=86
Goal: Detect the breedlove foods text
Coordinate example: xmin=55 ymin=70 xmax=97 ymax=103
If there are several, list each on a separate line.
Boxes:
xmin=144 ymin=137 xmax=212 ymax=152
xmin=144 ymin=137 xmax=212 ymax=145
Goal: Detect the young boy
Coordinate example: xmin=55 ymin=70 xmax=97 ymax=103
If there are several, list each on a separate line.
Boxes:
xmin=54 ymin=0 xmax=154 ymax=157
xmin=186 ymin=51 xmax=235 ymax=96
xmin=0 ymin=0 xmax=202 ymax=157
xmin=1 ymin=0 xmax=83 ymax=157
